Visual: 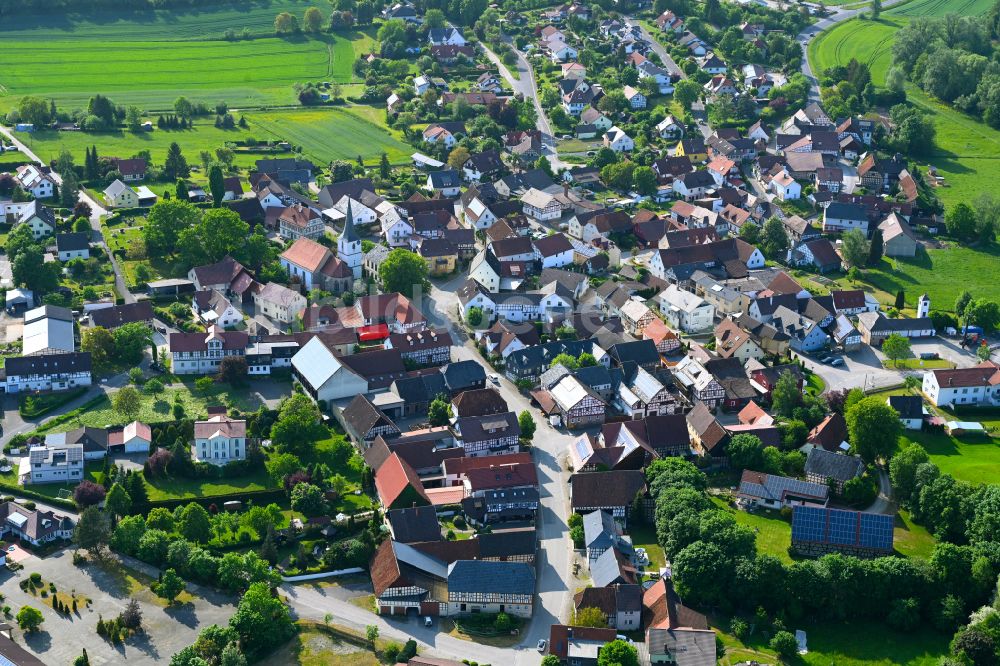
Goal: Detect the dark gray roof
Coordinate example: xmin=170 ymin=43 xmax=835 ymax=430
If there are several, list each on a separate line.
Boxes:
xmin=583 ymin=509 xmax=620 ymax=549
xmin=387 ymin=506 xmax=442 ymax=544
xmin=825 ymin=201 xmax=868 ymax=221
xmin=889 ymin=395 xmax=924 ymax=420
xmin=804 ymin=448 xmax=864 ymax=483
xmin=90 ymin=301 xmax=154 ymax=329
xmin=342 ymin=394 xmax=398 ymax=440
xmin=477 ymin=528 xmax=536 ymax=558
xmin=505 ymin=338 xmax=597 ymax=375
xmin=575 ymin=364 xmax=614 ymax=389
xmin=5 ymin=351 xmax=91 ymax=376
xmin=56 ymin=232 xmax=90 ymax=252
xmin=446 ymin=560 xmax=535 ymax=595
xmin=455 ymin=411 xmax=519 ymax=442
xmin=443 ymin=360 xmax=486 ymax=392
xmin=609 ymin=340 xmax=660 ymax=367
xmin=391 ymin=373 xmax=449 ymax=404
xmin=591 ymin=547 xmax=633 ymax=588
xmin=428 ymin=170 xmax=461 ymax=189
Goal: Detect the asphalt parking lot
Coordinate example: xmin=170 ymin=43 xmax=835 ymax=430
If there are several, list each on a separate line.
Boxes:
xmin=4 ymin=550 xmax=236 ymax=665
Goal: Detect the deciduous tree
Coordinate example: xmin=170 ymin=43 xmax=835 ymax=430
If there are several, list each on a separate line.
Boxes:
xmin=144 ymin=199 xmax=200 ymax=256
xmin=841 ymin=228 xmax=870 ymax=268
xmin=16 ymin=606 xmax=43 ymax=633
xmin=303 ymin=7 xmax=324 ymax=32
xmin=518 ymin=410 xmax=536 ymax=441
xmin=271 ymin=394 xmax=326 ymax=455
xmin=113 ymin=386 xmax=143 ymax=421
xmin=882 ymin=333 xmax=911 ymax=367
xmin=155 ymin=568 xmax=184 ymax=604
xmin=845 ymin=395 xmax=902 ymax=463
xmin=380 ymin=248 xmax=429 ymax=296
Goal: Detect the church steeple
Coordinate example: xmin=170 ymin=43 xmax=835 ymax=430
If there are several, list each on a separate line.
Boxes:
xmin=342 ymin=198 xmax=360 ymax=243
xmin=337 ymin=197 xmax=362 ymax=279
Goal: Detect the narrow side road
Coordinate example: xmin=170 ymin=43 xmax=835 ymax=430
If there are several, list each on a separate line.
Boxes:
xmin=480 ymin=42 xmax=566 ymax=171
xmin=0 ymin=124 xmax=133 ymax=302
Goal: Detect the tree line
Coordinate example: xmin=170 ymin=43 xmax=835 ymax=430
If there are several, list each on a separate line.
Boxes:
xmin=648 ymin=456 xmax=1000 ymax=655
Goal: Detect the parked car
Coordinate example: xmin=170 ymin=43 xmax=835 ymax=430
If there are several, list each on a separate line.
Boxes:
xmin=830 ymin=358 xmax=845 ymax=367
xmin=424 ymin=616 xmax=433 ymax=627
xmin=489 ymin=374 xmax=500 ymax=385
xmin=537 ymin=640 xmax=547 ymax=653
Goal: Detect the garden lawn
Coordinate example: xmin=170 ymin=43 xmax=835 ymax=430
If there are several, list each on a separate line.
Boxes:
xmin=34 ymin=381 xmax=274 ymax=434
xmin=714 ymin=615 xmax=949 ymax=666
xmin=628 ymin=524 xmax=666 ymax=571
xmin=20 ymin=123 xmax=267 ymax=179
xmin=882 ymin=358 xmax=955 ymax=370
xmin=0 ymin=0 xmax=376 ymax=111
xmin=300 ymin=434 xmax=374 ymax=514
xmin=142 ymin=467 xmax=273 ymax=501
xmin=247 ymin=107 xmax=413 ymax=166
xmin=893 ymin=509 xmax=937 ymax=559
xmin=710 ymin=496 xmax=793 ymax=564
xmin=261 ymin=622 xmax=382 ymax=666
xmin=0 ymin=461 xmax=103 ymax=502
xmin=900 ymin=430 xmax=1000 ymax=485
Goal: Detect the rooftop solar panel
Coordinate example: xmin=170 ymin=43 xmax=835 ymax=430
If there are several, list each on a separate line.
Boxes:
xmin=791 ymin=506 xmax=893 ymax=553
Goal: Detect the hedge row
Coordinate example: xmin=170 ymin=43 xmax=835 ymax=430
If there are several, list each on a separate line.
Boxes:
xmin=0 ymin=485 xmax=76 ymax=512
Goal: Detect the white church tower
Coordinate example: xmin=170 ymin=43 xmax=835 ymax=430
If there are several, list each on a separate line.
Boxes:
xmin=917 ymin=293 xmax=930 ymax=319
xmin=338 ymin=199 xmax=362 ymax=279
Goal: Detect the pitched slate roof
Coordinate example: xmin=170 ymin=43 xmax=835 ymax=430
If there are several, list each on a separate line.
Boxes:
xmin=571 ymin=470 xmax=646 ymax=509
xmin=739 ymin=470 xmax=829 ymax=503
xmin=452 ymin=388 xmax=508 ymax=417
xmin=387 ymin=505 xmax=442 ymax=543
xmin=804 ymin=448 xmax=864 ymax=483
xmin=446 ymin=560 xmax=535 ymax=596
xmin=888 ymin=394 xmax=924 ymax=420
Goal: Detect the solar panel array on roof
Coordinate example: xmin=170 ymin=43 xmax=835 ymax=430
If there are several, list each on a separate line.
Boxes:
xmin=791 ymin=506 xmax=893 ymax=553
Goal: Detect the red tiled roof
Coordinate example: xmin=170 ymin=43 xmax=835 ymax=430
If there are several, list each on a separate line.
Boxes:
xmin=280 ymin=238 xmax=331 ymax=272
xmin=374 ymin=452 xmax=430 ymax=508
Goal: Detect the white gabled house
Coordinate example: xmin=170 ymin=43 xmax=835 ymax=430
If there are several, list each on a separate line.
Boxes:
xmin=656 ymin=115 xmax=685 ymax=140
xmin=604 ymin=126 xmax=634 ymax=152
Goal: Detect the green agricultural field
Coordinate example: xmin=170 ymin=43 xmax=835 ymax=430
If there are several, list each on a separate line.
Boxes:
xmin=808 ymin=0 xmax=1000 ymax=209
xmin=0 ymin=1 xmax=375 ymax=112
xmin=19 ymin=121 xmax=264 ymax=175
xmin=18 ymin=106 xmax=411 ymax=181
xmin=247 ymin=107 xmax=414 ymax=165
xmin=808 ymin=16 xmax=902 ymax=88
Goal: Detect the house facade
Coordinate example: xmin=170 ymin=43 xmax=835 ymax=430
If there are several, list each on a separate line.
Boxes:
xmin=192 ymin=412 xmax=247 ymax=466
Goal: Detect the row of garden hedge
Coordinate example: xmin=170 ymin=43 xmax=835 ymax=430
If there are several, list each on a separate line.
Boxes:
xmin=0 ymin=486 xmax=76 ymax=512
xmin=18 ymin=387 xmax=89 ymax=419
